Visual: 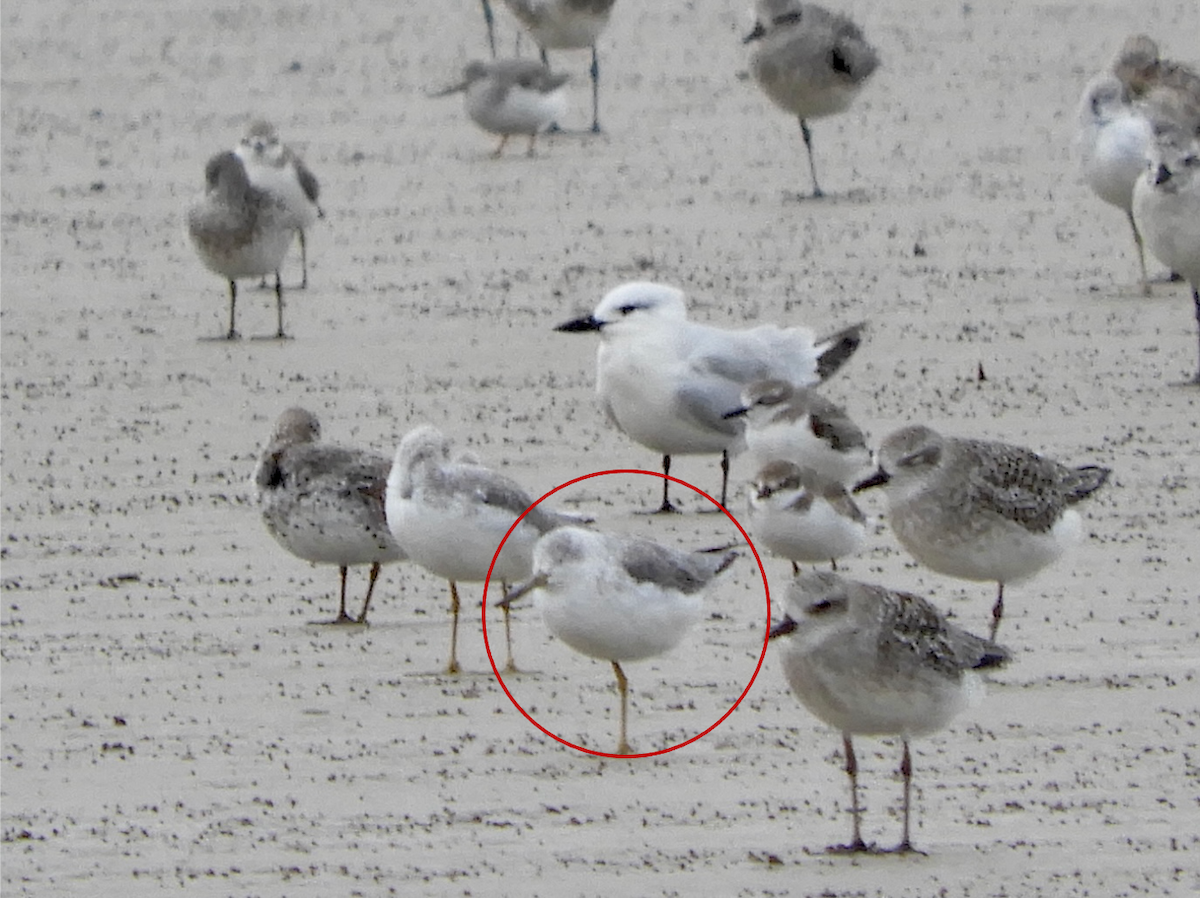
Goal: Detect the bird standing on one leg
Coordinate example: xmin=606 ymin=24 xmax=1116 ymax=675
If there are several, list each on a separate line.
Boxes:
xmin=744 ymin=0 xmax=879 ymax=198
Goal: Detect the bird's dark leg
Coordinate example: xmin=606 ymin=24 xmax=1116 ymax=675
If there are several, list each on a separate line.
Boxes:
xmin=799 ymin=118 xmax=824 ymax=198
xmin=1189 ymin=287 xmax=1200 ymax=386
xmin=829 ymin=733 xmax=871 ymax=852
xmin=989 ymin=582 xmax=1005 ymax=641
xmin=888 ymin=739 xmax=925 ymax=854
xmin=298 ymin=229 xmax=309 ymax=290
xmin=480 ymin=0 xmax=496 ymax=57
xmin=446 ymin=581 xmax=461 ymax=674
xmin=720 ymin=449 xmax=730 ymax=507
xmin=273 ymin=271 xmax=287 ymax=339
xmin=589 ymin=44 xmax=601 ymax=133
xmin=650 ymin=454 xmax=680 ymax=514
xmin=225 ymin=280 xmax=240 ymax=340
xmin=332 ymin=566 xmax=354 ymax=624
xmin=355 ymin=562 xmax=382 ymax=624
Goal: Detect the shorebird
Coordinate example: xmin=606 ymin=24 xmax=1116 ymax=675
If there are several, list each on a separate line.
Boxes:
xmin=434 ymin=59 xmax=569 ymax=157
xmin=254 ymin=408 xmax=407 ymax=625
xmin=555 ymin=281 xmax=863 ymax=512
xmin=854 ymin=425 xmax=1111 ymax=639
xmin=385 ymin=424 xmax=584 ymax=673
xmin=744 ymin=0 xmax=879 ymax=197
xmin=1111 ymin=34 xmax=1200 ymax=137
xmin=1076 ymin=74 xmax=1156 ymax=293
xmin=723 ymin=378 xmax=870 ymax=485
xmin=1132 ymin=127 xmax=1200 ymax=384
xmin=770 ymin=571 xmax=1010 ymax=853
xmin=500 ymin=527 xmax=737 ymax=754
xmin=481 ymin=0 xmax=616 ymax=132
xmin=747 ymin=461 xmax=866 ymax=573
xmin=186 ymin=151 xmax=294 ymax=340
xmin=234 ymin=120 xmax=323 ymax=289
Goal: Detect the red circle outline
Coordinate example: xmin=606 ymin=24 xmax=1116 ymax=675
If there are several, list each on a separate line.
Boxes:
xmin=481 ymin=468 xmax=771 ymax=758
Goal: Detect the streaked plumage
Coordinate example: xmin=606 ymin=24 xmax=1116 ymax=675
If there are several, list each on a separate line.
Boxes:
xmin=770 ymin=571 xmax=1010 ymax=853
xmin=254 ymin=408 xmax=406 ymax=625
xmin=854 ymin=425 xmax=1110 ymax=638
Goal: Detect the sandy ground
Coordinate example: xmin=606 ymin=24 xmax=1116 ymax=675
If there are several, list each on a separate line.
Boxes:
xmin=3 ymin=0 xmax=1200 ymax=895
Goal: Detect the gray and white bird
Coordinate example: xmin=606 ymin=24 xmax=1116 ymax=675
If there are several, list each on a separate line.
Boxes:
xmin=853 ymin=425 xmax=1111 ymax=639
xmin=555 ymin=281 xmax=863 ymax=513
xmin=186 ymin=151 xmax=294 ymax=340
xmin=481 ymin=0 xmax=616 ymax=132
xmin=769 ymin=570 xmax=1010 ymax=854
xmin=254 ymin=408 xmax=407 ymax=625
xmin=1132 ymin=128 xmax=1200 ymax=384
xmin=747 ymin=461 xmax=866 ymax=573
xmin=1076 ymin=74 xmax=1156 ymax=293
xmin=501 ymin=527 xmax=738 ymax=754
xmin=435 ymin=58 xmax=570 ymax=157
xmin=724 ymin=378 xmax=870 ymax=485
xmin=234 ymin=120 xmax=323 ymax=290
xmin=744 ymin=0 xmax=879 ymax=197
xmin=385 ymin=424 xmax=583 ymax=673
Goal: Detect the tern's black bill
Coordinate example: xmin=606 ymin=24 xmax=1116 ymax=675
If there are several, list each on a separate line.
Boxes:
xmin=554 ymin=315 xmax=603 ymax=333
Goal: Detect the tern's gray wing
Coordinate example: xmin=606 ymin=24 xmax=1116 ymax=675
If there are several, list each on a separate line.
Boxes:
xmin=619 ymin=538 xmax=736 ymax=595
xmin=673 ymin=380 xmax=746 ymax=437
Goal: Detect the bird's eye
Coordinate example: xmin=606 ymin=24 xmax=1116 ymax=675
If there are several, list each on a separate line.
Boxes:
xmin=618 ymin=304 xmax=640 ymax=315
xmin=809 ymin=598 xmax=835 ymax=613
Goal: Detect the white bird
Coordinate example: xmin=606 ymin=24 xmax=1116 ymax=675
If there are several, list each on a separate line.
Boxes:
xmin=1076 ymin=74 xmax=1156 ymax=293
xmin=555 ymin=281 xmax=863 ymax=512
xmin=385 ymin=424 xmax=583 ymax=673
xmin=254 ymin=408 xmax=406 ymax=625
xmin=500 ymin=526 xmax=738 ymax=754
xmin=234 ymin=120 xmax=323 ymax=290
xmin=434 ymin=59 xmax=569 ymax=157
xmin=770 ymin=570 xmax=1010 ymax=854
xmin=1133 ymin=128 xmax=1200 ymax=385
xmin=723 ymin=378 xmax=870 ymax=485
xmin=186 ymin=151 xmax=294 ymax=340
xmin=744 ymin=0 xmax=880 ymax=198
xmin=853 ymin=425 xmax=1111 ymax=639
xmin=747 ymin=461 xmax=866 ymax=573
xmin=481 ymin=0 xmax=616 ymax=132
